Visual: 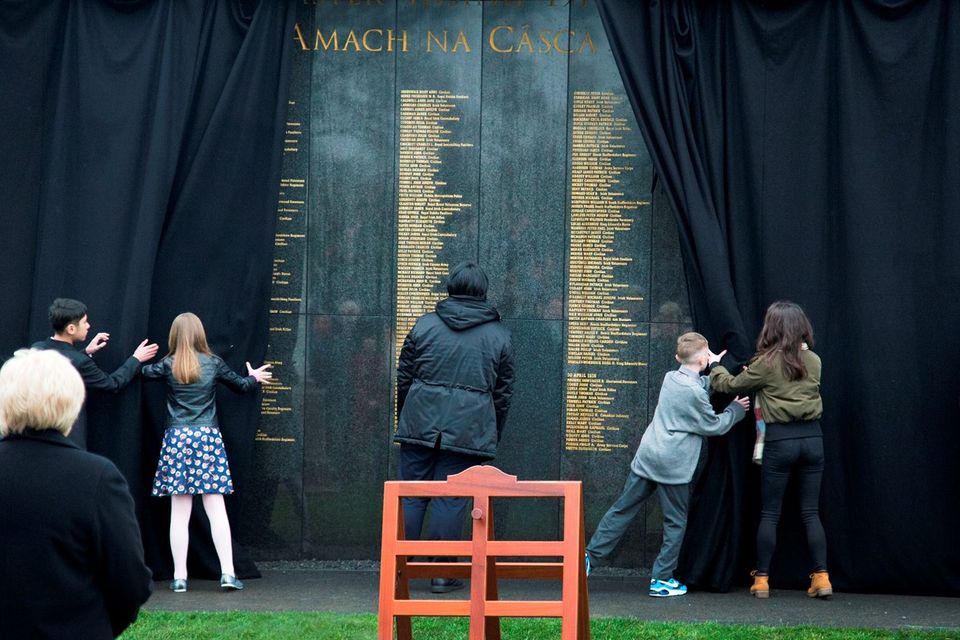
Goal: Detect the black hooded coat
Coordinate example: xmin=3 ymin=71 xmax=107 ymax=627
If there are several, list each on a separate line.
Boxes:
xmin=395 ymin=296 xmax=515 ymax=459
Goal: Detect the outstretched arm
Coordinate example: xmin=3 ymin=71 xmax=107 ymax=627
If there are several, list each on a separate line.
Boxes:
xmin=85 ymin=332 xmax=110 ymax=355
xmin=710 ymin=358 xmax=769 ymax=395
xmin=131 ymin=339 xmax=159 ymax=363
xmin=75 ymin=352 xmax=142 ymax=392
xmin=675 ymin=389 xmax=749 ymax=436
xmin=215 ymin=358 xmax=267 ymax=393
xmin=246 ymin=361 xmax=273 ymax=384
xmin=140 ymin=357 xmax=169 ymax=380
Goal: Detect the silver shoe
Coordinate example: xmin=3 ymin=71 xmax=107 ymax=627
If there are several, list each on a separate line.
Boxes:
xmin=220 ymin=574 xmax=244 ymax=590
xmin=170 ymin=578 xmax=187 ymax=593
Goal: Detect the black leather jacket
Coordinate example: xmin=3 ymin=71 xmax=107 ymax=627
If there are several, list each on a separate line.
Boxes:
xmin=395 ymin=296 xmax=515 ymax=459
xmin=142 ymin=354 xmax=257 ymax=428
xmin=31 ymin=338 xmax=141 ymax=448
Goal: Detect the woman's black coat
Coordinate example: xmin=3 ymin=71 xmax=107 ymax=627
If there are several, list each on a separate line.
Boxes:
xmin=395 ymin=296 xmax=515 ymax=459
xmin=0 ymin=429 xmax=152 ymax=639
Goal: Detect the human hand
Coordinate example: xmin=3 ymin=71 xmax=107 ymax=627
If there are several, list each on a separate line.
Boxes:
xmin=707 ymin=349 xmax=727 ymax=365
xmin=85 ymin=332 xmax=110 ymax=355
xmin=734 ymin=396 xmax=750 ymax=412
xmin=133 ymin=339 xmax=159 ymax=363
xmin=247 ymin=361 xmax=273 ymax=384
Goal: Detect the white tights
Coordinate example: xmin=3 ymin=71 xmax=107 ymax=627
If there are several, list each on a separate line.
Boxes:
xmin=170 ymin=494 xmax=236 ymax=580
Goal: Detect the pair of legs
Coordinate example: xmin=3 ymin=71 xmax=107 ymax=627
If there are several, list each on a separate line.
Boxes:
xmin=586 ymin=471 xmax=690 ymax=581
xmin=170 ymin=494 xmax=235 ymax=580
xmin=398 ymin=443 xmax=481 ymax=542
xmin=756 ymin=436 xmax=827 ymax=575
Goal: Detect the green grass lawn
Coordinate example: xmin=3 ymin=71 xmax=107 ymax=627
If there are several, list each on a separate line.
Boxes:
xmin=119 ymin=612 xmax=960 ymax=640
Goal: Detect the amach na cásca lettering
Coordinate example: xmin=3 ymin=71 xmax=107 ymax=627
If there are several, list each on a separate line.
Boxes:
xmin=292 ymin=24 xmax=597 ymax=55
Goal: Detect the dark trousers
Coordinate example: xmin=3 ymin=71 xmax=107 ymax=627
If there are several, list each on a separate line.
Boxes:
xmin=757 ymin=436 xmax=827 ymax=574
xmin=398 ymin=443 xmax=481 ymax=542
xmin=586 ymin=471 xmax=690 ymax=581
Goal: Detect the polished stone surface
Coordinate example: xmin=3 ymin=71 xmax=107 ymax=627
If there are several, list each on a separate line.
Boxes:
xmin=650 ymin=182 xmax=692 ymax=326
xmin=303 ymin=314 xmax=393 ymax=558
xmin=248 ymin=0 xmax=694 ymax=571
xmin=242 ymin=312 xmax=306 ymax=559
xmin=562 ymin=389 xmax=648 ymax=568
xmin=559 ymin=3 xmax=657 ymax=570
xmin=307 ymin=3 xmax=397 ymax=316
xmin=490 ymin=319 xmax=564 ymax=543
xmin=393 ymin=4 xmax=482 ymax=337
xmin=395 ymin=2 xmax=482 ymax=272
xmin=569 ymin=0 xmax=654 ymax=323
xmin=479 ymin=1 xmax=569 ymax=320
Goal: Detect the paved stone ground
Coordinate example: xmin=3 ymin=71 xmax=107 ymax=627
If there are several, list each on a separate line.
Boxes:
xmin=143 ymin=563 xmax=960 ymax=631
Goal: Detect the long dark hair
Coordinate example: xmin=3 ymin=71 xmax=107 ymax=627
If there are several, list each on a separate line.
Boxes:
xmin=755 ymin=301 xmax=814 ymax=381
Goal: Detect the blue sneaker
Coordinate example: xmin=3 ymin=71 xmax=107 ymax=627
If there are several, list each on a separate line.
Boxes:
xmin=585 ymin=553 xmax=592 ymax=577
xmin=649 ymin=578 xmax=687 ymax=597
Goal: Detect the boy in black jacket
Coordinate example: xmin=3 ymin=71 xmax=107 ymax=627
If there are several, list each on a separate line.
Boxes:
xmin=32 ymin=298 xmax=158 ymax=447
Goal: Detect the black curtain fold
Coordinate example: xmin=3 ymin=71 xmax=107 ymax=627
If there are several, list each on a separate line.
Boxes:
xmin=597 ymin=0 xmax=960 ymax=594
xmin=0 ymin=0 xmax=295 ymax=580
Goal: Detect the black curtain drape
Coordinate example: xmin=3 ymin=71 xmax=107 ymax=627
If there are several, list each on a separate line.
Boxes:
xmin=597 ymin=0 xmax=960 ymax=595
xmin=0 ymin=0 xmax=294 ymax=580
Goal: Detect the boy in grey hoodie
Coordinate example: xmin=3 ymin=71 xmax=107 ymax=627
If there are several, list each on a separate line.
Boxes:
xmin=585 ymin=332 xmax=749 ymax=597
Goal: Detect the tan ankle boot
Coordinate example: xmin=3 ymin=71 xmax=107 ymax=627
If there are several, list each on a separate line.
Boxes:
xmin=807 ymin=571 xmax=832 ymax=598
xmin=750 ymin=570 xmax=769 ymax=599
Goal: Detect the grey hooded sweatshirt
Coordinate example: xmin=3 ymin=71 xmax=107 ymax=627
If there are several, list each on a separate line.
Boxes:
xmin=631 ymin=367 xmax=746 ymax=484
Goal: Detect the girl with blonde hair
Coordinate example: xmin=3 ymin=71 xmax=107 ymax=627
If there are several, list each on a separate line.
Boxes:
xmin=143 ymin=312 xmax=271 ymax=593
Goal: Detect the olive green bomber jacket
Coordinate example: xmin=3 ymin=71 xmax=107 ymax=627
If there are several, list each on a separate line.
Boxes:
xmin=709 ymin=350 xmax=823 ymax=424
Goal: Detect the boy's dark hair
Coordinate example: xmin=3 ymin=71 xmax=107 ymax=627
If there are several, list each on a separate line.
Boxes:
xmin=446 ymin=261 xmax=488 ymax=299
xmin=49 ymin=298 xmax=87 ymax=333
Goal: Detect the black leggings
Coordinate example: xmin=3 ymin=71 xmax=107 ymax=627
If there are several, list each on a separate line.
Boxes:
xmin=756 ymin=436 xmax=827 ymax=574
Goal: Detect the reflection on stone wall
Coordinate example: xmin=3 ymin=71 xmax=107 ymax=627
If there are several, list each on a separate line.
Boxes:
xmin=243 ymin=0 xmax=691 ymax=572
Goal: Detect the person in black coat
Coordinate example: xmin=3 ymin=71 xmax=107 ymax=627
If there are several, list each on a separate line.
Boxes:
xmin=31 ymin=298 xmax=159 ymax=448
xmin=394 ymin=261 xmax=515 ymax=593
xmin=0 ymin=348 xmax=153 ymax=639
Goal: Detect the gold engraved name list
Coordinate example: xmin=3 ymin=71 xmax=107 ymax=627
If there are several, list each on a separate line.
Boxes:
xmin=394 ymin=89 xmax=473 ymax=366
xmin=565 ymin=91 xmax=649 ymax=453
xmin=258 ymin=103 xmax=304 ymax=444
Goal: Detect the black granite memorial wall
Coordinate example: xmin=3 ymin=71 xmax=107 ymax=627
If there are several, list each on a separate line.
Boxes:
xmin=241 ymin=0 xmax=692 ymax=571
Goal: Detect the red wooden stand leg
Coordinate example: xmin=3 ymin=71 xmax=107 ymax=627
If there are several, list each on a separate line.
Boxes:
xmin=485 ymin=506 xmax=501 ymax=640
xmin=379 ymin=487 xmax=400 ymax=639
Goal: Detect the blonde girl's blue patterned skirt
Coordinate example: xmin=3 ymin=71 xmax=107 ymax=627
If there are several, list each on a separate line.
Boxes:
xmin=151 ymin=425 xmax=234 ymax=496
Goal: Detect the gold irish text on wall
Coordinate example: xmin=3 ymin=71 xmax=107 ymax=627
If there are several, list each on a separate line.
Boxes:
xmin=565 ymin=91 xmax=649 ymax=453
xmin=394 ymin=89 xmax=474 ymax=378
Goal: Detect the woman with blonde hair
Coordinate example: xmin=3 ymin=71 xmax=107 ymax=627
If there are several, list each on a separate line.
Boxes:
xmin=0 ymin=349 xmax=151 ymax=638
xmin=143 ymin=312 xmax=271 ymax=593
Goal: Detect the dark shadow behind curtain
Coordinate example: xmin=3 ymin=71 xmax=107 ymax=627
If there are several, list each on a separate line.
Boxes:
xmin=0 ymin=0 xmax=295 ymax=580
xmin=597 ymin=0 xmax=960 ymax=594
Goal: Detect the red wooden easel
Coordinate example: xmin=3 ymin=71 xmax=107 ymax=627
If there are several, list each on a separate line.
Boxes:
xmin=378 ymin=465 xmax=590 ymax=639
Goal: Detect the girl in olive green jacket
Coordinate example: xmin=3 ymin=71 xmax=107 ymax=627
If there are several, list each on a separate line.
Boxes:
xmin=710 ymin=301 xmax=832 ymax=600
